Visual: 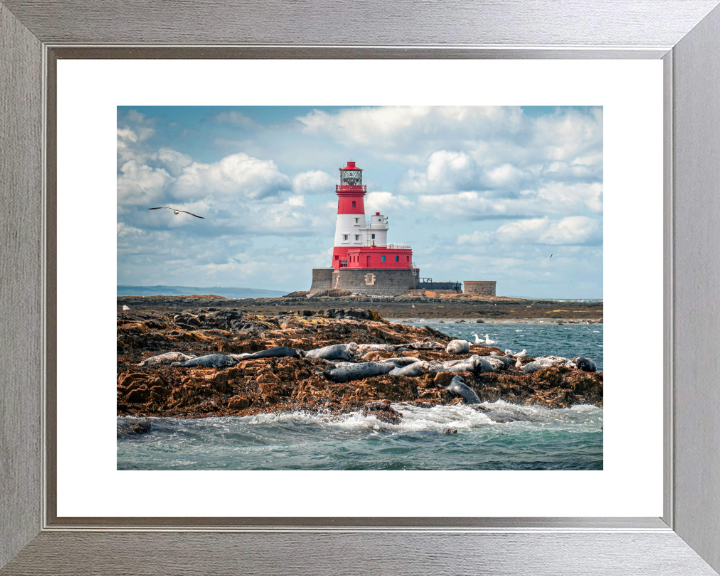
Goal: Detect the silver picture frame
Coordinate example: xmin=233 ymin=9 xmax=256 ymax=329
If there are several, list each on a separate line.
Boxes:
xmin=2 ymin=1 xmax=720 ymax=573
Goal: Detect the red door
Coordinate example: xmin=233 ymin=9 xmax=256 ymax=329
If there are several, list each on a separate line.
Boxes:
xmin=367 ymin=255 xmax=371 ymax=268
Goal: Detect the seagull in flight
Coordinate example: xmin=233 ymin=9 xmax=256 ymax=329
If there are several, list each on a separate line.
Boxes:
xmin=148 ymin=206 xmax=205 ymax=219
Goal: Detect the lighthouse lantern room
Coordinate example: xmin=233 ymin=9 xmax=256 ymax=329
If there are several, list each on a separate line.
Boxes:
xmin=332 ymin=161 xmax=413 ymax=270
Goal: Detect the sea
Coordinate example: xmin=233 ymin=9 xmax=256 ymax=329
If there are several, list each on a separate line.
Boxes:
xmin=117 ymin=320 xmax=603 ymax=471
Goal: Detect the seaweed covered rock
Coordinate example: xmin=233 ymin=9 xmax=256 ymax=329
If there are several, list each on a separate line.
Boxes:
xmin=117 ymin=306 xmax=602 ymax=419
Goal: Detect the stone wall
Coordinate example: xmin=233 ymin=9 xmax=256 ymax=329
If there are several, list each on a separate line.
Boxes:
xmin=416 ymin=281 xmax=461 ymax=292
xmin=464 ymin=280 xmax=497 ymax=296
xmin=331 ymin=268 xmax=419 ymax=296
xmin=309 ymin=268 xmax=334 ymax=295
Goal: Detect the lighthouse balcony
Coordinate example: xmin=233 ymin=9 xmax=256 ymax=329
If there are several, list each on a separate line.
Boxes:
xmin=336 ymin=185 xmax=367 ymax=193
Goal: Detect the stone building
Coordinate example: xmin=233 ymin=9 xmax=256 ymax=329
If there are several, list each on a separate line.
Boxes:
xmin=464 ymin=281 xmax=497 ymax=296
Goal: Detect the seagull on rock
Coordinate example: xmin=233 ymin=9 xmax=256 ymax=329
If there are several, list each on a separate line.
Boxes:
xmin=513 ymin=349 xmax=527 ymax=358
xmin=122 ymin=305 xmax=130 ymax=311
xmin=148 ymin=206 xmax=205 ymax=219
xmin=471 ymin=333 xmax=485 ymax=345
xmin=484 ymin=334 xmax=497 ymax=346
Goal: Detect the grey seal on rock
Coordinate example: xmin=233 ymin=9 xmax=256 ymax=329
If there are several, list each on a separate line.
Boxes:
xmin=323 ymin=361 xmax=395 ymax=383
xmin=138 ymin=352 xmax=197 ymax=366
xmin=442 ymin=376 xmax=481 ymax=404
xmin=572 ymin=356 xmax=597 ymax=372
xmin=381 ymin=357 xmax=421 ymax=368
xmin=305 ymin=342 xmax=358 ymax=360
xmin=429 ymin=355 xmax=497 ymax=375
xmin=244 ymin=346 xmax=305 ymax=359
xmin=389 ymin=361 xmax=430 ymax=377
xmin=175 ymin=354 xmax=241 ymax=368
xmin=522 ymin=355 xmax=576 ymax=374
xmin=446 ymin=339 xmax=471 ymax=354
xmin=406 ymin=340 xmax=445 ymax=350
xmin=356 ymin=343 xmax=396 ymax=355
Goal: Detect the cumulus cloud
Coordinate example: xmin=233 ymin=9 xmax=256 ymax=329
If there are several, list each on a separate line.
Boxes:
xmin=457 ymin=216 xmax=602 ymax=246
xmin=365 ymin=191 xmax=413 ymax=214
xmin=173 ymin=153 xmax=291 ymax=200
xmin=156 ymin=148 xmax=192 ymax=177
xmin=209 ymin=110 xmax=256 ymax=127
xmin=297 ymin=106 xmax=524 ymax=153
xmin=117 ymin=160 xmax=173 ymax=206
xmin=292 ymin=170 xmax=335 ymax=195
xmin=417 ymin=179 xmax=602 ymax=221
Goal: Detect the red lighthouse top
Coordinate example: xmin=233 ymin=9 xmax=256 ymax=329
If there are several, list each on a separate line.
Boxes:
xmin=336 ymin=160 xmax=366 ymax=215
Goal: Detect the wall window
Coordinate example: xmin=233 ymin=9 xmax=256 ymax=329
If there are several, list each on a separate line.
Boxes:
xmin=381 ymin=255 xmax=386 ymax=262
xmin=334 ymin=255 xmax=339 ymax=260
xmin=355 ymin=218 xmax=359 ymax=224
xmin=352 ymin=201 xmax=356 ymax=208
xmin=355 ymin=235 xmax=360 ymax=240
xmin=371 ymin=234 xmax=375 ymax=239
xmin=395 ymin=255 xmax=399 ymax=262
xmin=406 ymin=256 xmax=409 ymax=261
xmin=343 ymin=235 xmax=348 ymax=241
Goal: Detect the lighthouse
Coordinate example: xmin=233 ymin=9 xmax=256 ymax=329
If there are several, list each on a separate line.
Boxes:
xmin=310 ymin=161 xmax=419 ymax=295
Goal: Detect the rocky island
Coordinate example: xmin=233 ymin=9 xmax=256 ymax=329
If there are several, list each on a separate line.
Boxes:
xmin=117 ymin=300 xmax=603 ymax=427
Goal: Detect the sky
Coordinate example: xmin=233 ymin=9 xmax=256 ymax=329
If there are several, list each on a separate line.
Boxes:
xmin=117 ymin=106 xmax=603 ymax=298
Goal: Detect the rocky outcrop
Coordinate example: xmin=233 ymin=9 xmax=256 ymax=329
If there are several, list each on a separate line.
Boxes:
xmin=117 ymin=307 xmax=603 ymax=422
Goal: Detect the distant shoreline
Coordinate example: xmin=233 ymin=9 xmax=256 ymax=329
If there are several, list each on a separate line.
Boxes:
xmin=117 ymin=294 xmax=602 ymax=321
xmin=117 ymin=285 xmax=285 ymax=299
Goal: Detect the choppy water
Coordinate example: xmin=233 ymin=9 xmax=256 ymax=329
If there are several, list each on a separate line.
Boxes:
xmin=117 ymin=322 xmax=603 ymax=470
xmin=117 ymin=403 xmax=602 ymax=470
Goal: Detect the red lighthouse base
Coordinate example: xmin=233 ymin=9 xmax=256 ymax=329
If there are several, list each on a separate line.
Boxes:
xmin=336 ymin=245 xmax=413 ymax=269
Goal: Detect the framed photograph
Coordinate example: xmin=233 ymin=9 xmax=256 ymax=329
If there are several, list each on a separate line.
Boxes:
xmin=2 ymin=1 xmax=720 ymax=574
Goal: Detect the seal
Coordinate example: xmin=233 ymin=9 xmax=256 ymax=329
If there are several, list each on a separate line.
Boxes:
xmin=389 ymin=361 xmax=430 ymax=377
xmin=446 ymin=339 xmax=470 ymax=354
xmin=572 ymin=356 xmax=597 ymax=372
xmin=381 ymin=356 xmax=421 ymax=368
xmin=243 ymin=346 xmax=305 ymax=359
xmin=407 ymin=340 xmax=445 ymax=350
xmin=356 ymin=343 xmax=396 ymax=356
xmin=323 ymin=361 xmax=394 ymax=383
xmin=442 ymin=375 xmax=481 ymax=404
xmin=138 ymin=352 xmax=197 ymax=366
xmin=427 ymin=355 xmax=495 ymax=375
xmin=522 ymin=355 xmax=575 ymax=374
xmin=175 ymin=354 xmax=240 ymax=368
xmin=305 ymin=342 xmax=358 ymax=360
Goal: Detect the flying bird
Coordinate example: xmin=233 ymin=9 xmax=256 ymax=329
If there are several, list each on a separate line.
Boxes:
xmin=550 ymin=254 xmax=553 ymax=258
xmin=148 ymin=206 xmax=205 ymax=219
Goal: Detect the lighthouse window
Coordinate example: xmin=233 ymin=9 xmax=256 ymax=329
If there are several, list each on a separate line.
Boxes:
xmin=343 ymin=234 xmax=348 ymax=241
xmin=355 ymin=218 xmax=358 ymax=223
xmin=352 ymin=201 xmax=356 ymax=208
xmin=381 ymin=255 xmax=386 ymax=262
xmin=355 ymin=235 xmax=360 ymax=241
xmin=395 ymin=255 xmax=399 ymax=262
xmin=371 ymin=234 xmax=375 ymax=239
